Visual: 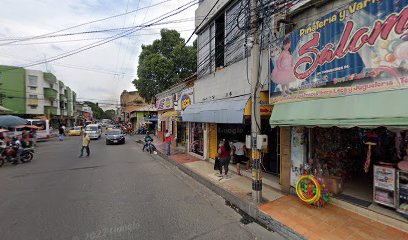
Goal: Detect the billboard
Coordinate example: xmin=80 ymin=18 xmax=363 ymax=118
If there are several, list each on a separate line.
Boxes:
xmin=156 ymin=95 xmax=173 ymax=111
xmin=270 ymin=0 xmax=408 ymax=104
xmin=178 ymin=87 xmax=194 ymax=112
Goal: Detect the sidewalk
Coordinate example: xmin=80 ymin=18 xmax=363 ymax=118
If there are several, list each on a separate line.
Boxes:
xmin=134 ymin=135 xmax=408 ymax=240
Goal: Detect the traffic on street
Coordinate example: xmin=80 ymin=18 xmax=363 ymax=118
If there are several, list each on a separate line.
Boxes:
xmin=2 ymin=0 xmax=408 ymax=239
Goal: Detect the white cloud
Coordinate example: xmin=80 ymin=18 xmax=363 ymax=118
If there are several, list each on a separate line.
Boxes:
xmin=0 ymin=0 xmax=197 ymax=109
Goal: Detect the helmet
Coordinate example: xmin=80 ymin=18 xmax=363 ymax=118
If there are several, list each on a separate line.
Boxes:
xmin=12 ymin=136 xmax=18 ymax=141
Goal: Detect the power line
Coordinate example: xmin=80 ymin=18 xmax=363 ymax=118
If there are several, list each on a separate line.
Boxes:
xmin=0 ymin=0 xmax=178 ymax=46
xmin=0 ymin=0 xmax=199 ymax=73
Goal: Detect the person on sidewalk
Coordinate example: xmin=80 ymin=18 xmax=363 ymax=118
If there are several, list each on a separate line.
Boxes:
xmin=218 ymin=139 xmax=232 ymax=178
xmin=58 ymin=125 xmax=65 ymax=141
xmin=79 ymin=132 xmax=90 ymax=158
xmin=232 ymin=140 xmax=249 ymax=176
xmin=165 ymin=130 xmax=171 ymax=156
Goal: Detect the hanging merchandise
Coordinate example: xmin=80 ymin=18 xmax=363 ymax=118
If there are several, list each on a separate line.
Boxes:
xmin=363 ymin=133 xmax=379 ymax=173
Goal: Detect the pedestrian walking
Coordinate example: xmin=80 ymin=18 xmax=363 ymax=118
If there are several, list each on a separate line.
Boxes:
xmin=58 ymin=125 xmax=65 ymax=141
xmin=231 ymin=140 xmax=249 ymax=176
xmin=165 ymin=130 xmax=171 ymax=156
xmin=218 ymin=139 xmax=232 ymax=178
xmin=79 ymin=132 xmax=90 ymax=158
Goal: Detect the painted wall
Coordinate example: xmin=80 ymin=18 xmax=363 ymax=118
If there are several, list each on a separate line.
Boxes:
xmin=66 ymin=87 xmax=72 ymax=116
xmin=195 ymin=0 xmax=231 ymax=32
xmin=0 ymin=66 xmax=26 ymax=114
xmin=194 ymin=51 xmax=269 ymax=103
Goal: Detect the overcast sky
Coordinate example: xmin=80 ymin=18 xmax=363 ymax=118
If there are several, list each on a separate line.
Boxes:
xmin=0 ymin=0 xmax=197 ymax=109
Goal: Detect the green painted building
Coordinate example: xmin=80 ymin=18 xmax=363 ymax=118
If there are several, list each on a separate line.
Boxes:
xmin=66 ymin=87 xmax=72 ymax=116
xmin=0 ymin=65 xmax=26 ymax=114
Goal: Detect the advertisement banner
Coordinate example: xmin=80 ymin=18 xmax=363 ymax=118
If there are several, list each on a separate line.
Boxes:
xmin=178 ymin=87 xmax=194 ymax=112
xmin=270 ymin=0 xmax=408 ymax=104
xmin=156 ymin=96 xmax=173 ymax=110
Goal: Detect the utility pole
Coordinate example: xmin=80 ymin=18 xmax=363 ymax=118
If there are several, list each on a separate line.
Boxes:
xmin=250 ymin=0 xmax=262 ymax=203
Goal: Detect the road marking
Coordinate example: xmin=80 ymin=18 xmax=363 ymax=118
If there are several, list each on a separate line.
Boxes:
xmin=71 ymin=222 xmax=140 ymax=240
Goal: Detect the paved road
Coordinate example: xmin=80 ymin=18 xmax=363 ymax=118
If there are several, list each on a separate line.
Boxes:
xmin=0 ymin=134 xmax=284 ymax=240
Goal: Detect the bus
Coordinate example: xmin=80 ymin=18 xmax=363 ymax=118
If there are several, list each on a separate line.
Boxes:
xmin=27 ymin=119 xmax=51 ymax=140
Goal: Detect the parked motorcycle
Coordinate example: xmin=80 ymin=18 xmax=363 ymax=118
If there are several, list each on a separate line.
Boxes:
xmin=0 ymin=144 xmax=34 ymax=167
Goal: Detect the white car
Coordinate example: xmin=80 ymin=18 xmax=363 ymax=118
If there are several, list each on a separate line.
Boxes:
xmin=84 ymin=124 xmax=102 ymax=140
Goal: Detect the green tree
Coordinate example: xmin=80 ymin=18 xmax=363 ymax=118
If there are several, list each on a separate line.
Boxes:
xmin=84 ymin=101 xmax=106 ymax=120
xmin=104 ymin=109 xmax=116 ymax=120
xmin=133 ymin=29 xmax=196 ymax=102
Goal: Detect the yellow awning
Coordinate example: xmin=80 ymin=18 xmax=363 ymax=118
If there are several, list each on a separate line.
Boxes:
xmin=159 ymin=111 xmax=180 ymax=121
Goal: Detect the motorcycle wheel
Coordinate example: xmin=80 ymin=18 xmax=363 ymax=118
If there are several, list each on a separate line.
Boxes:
xmin=22 ymin=152 xmax=33 ymax=163
xmin=0 ymin=158 xmax=4 ymax=167
xmin=149 ymin=146 xmax=152 ymax=154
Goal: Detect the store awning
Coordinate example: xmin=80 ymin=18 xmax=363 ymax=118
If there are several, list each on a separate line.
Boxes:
xmin=270 ymin=89 xmax=408 ymax=128
xmin=159 ymin=111 xmax=180 ymax=121
xmin=182 ymin=95 xmax=250 ymax=124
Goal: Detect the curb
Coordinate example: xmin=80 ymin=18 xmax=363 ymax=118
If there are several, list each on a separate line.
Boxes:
xmin=135 ymin=139 xmax=306 ymax=240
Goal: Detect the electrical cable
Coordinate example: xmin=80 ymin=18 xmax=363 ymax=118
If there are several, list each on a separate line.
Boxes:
xmin=0 ymin=0 xmax=178 ymax=45
xmin=0 ymin=0 xmax=199 ymax=73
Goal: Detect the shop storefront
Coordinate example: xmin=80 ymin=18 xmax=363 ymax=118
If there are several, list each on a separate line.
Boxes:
xmin=183 ymin=95 xmax=251 ymax=159
xmin=190 ymin=122 xmax=204 ymax=156
xmin=268 ymin=0 xmax=408 ymax=220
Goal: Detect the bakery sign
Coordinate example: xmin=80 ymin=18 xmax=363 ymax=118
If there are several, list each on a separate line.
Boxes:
xmin=270 ymin=0 xmax=408 ymax=104
xmin=156 ymin=95 xmax=173 ymax=110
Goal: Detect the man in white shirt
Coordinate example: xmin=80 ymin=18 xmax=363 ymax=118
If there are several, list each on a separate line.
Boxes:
xmin=232 ymin=140 xmax=249 ymax=175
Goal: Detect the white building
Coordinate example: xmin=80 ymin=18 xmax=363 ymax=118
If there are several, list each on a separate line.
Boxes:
xmin=24 ymin=69 xmax=77 ymax=126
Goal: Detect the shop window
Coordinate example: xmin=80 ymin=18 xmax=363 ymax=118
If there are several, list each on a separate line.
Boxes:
xmin=190 ymin=123 xmax=204 ymax=156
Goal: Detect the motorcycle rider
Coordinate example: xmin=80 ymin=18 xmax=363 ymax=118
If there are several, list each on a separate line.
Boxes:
xmin=11 ymin=136 xmax=23 ymax=164
xmin=142 ymin=131 xmax=154 ymax=152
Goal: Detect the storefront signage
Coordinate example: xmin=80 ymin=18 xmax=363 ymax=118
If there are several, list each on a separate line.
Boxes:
xmin=156 ymin=96 xmax=173 ymax=110
xmin=178 ymin=88 xmax=194 ymax=111
xmin=270 ymin=0 xmax=408 ymax=104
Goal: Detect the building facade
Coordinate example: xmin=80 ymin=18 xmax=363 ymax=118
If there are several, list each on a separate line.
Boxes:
xmin=0 ymin=65 xmax=78 ymax=127
xmin=188 ymin=0 xmax=408 ymax=231
xmin=156 ymin=74 xmax=196 ymax=151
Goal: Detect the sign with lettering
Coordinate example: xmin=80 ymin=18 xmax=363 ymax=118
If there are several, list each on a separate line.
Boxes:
xmin=270 ymin=0 xmax=408 ymax=104
xmin=156 ymin=95 xmax=173 ymax=111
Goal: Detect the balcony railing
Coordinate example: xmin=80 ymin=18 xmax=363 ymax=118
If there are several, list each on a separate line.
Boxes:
xmin=43 ymin=72 xmax=57 ymax=83
xmin=44 ymin=87 xmax=58 ymax=100
xmin=28 ymin=99 xmax=38 ymax=106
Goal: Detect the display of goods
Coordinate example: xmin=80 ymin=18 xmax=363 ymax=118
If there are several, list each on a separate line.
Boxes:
xmin=296 ymin=175 xmax=329 ymax=207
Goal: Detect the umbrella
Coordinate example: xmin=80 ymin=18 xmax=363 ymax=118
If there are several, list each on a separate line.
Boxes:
xmin=14 ymin=125 xmax=43 ymax=130
xmin=0 ymin=128 xmax=9 ymax=133
xmin=0 ymin=115 xmax=28 ymax=127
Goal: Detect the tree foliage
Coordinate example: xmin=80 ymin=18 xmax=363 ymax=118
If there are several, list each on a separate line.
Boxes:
xmin=133 ymin=29 xmax=197 ymax=102
xmin=104 ymin=109 xmax=116 ymax=120
xmin=84 ymin=101 xmax=107 ymax=120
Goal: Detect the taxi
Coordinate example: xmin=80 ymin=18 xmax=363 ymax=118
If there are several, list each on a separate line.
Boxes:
xmin=68 ymin=126 xmax=83 ymax=136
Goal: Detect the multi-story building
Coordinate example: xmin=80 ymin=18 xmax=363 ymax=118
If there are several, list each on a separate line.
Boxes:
xmin=0 ymin=65 xmax=78 ymax=127
xmin=186 ymin=0 xmax=408 ymax=235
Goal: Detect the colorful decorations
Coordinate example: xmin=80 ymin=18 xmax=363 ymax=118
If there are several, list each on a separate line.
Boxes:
xmin=296 ymin=174 xmax=329 ymax=207
xmin=180 ymin=94 xmax=191 ymax=110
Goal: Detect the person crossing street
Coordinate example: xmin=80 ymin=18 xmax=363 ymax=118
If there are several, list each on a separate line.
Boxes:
xmin=79 ymin=132 xmax=90 ymax=158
